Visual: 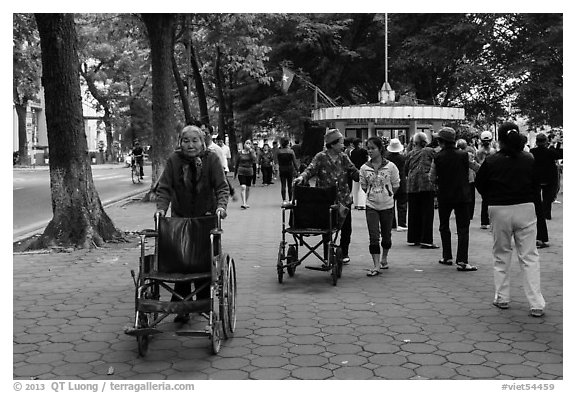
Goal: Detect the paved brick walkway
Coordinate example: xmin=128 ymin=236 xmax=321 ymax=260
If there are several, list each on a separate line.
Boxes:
xmin=13 ymin=180 xmax=563 ymax=380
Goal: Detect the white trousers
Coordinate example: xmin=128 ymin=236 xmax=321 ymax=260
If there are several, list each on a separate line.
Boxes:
xmin=352 ymin=180 xmax=366 ymax=208
xmin=489 ymin=203 xmax=545 ymax=310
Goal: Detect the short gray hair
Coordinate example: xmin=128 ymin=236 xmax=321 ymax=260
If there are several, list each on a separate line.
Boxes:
xmin=413 ymin=132 xmax=428 ymax=146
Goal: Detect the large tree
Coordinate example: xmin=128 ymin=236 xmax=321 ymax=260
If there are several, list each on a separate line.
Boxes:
xmin=13 ymin=13 xmax=42 ymax=165
xmin=141 ymin=14 xmax=178 ymax=194
xmin=33 ymin=13 xmax=121 ymax=249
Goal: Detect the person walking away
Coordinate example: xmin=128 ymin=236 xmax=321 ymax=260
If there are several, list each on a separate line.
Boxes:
xmin=259 ymin=143 xmax=275 ymax=185
xmin=476 ymin=131 xmax=497 ymax=229
xmin=291 ymin=139 xmax=303 ymax=173
xmin=252 ymin=145 xmax=260 ymax=186
xmin=216 ymin=137 xmax=232 ymax=173
xmin=203 ymin=125 xmax=236 ymax=201
xmin=530 ymin=133 xmax=562 ymax=248
xmin=271 ymin=140 xmax=279 ymax=181
xmin=131 ymin=141 xmax=145 ymax=179
xmin=384 ymin=138 xmax=407 ymax=231
xmin=430 ymin=128 xmax=476 ymax=271
xmin=404 ymin=132 xmax=439 ymax=249
xmin=475 ymin=121 xmax=545 ymax=317
xmin=294 ymin=129 xmax=360 ymax=265
xmin=277 ymin=137 xmax=299 ymax=202
xmin=350 ymin=138 xmax=369 ymax=210
xmin=234 ymin=140 xmax=257 ymax=209
xmin=457 ymin=139 xmax=480 ymax=220
xmin=360 ymin=137 xmax=400 ymax=276
xmin=155 ymin=125 xmax=229 ymax=323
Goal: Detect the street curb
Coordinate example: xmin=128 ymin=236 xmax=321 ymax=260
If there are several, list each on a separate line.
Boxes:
xmin=12 ymin=188 xmax=148 ymax=243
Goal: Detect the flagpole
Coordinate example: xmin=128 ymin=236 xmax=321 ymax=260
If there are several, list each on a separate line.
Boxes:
xmin=285 ymin=67 xmax=337 ymax=107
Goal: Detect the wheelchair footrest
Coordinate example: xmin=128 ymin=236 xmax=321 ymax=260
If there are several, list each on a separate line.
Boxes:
xmin=305 ymin=264 xmax=330 ymax=271
xmin=124 ymin=327 xmax=162 ymax=337
xmin=175 ymin=329 xmax=210 ymax=337
xmin=138 ymin=299 xmax=211 ymax=314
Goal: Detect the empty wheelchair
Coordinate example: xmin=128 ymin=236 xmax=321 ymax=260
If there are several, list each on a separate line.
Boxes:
xmin=125 ymin=211 xmax=237 ymax=356
xmin=277 ymin=185 xmax=345 ymax=285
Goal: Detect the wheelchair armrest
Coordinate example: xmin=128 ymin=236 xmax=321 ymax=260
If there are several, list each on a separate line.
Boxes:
xmin=138 ymin=229 xmax=158 ymax=238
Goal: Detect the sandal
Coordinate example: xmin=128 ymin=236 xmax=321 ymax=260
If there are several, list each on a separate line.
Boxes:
xmin=366 ymin=269 xmax=380 ymax=277
xmin=456 ymin=263 xmax=478 ymax=271
xmin=438 ymin=259 xmax=453 ymax=265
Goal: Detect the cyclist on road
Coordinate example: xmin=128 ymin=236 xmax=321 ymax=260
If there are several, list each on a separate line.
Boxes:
xmin=131 ymin=141 xmax=144 ymax=179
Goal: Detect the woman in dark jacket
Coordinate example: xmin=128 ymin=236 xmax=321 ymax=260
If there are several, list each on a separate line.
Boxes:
xmin=475 ymin=122 xmax=545 ymax=317
xmin=155 ymin=125 xmax=229 ymax=323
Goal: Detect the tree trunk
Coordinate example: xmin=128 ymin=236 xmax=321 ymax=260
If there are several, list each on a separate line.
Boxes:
xmin=142 ymin=14 xmax=178 ymax=199
xmin=103 ymin=108 xmax=114 ymax=161
xmin=15 ymin=102 xmax=30 ymax=165
xmin=34 ymin=13 xmax=121 ymax=250
xmin=190 ymin=42 xmax=209 ymax=125
xmin=214 ymin=45 xmax=238 ymax=161
xmin=172 ymin=50 xmax=194 ymax=125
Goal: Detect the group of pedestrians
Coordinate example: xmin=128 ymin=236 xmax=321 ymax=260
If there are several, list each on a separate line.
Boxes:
xmin=151 ymin=122 xmax=557 ymax=321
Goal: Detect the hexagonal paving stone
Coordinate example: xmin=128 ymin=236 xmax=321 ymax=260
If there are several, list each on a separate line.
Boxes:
xmin=208 ymin=369 xmax=249 ymax=379
xmin=250 ymin=368 xmax=291 ymax=379
xmin=446 ymin=353 xmax=486 ymax=365
xmin=289 ymin=344 xmax=325 ymax=355
xmin=484 ymin=352 xmax=526 ymax=364
xmin=291 ymin=366 xmax=332 ymax=379
xmin=363 ymin=343 xmax=401 ymax=354
xmin=250 ymin=356 xmax=290 ymax=368
xmin=401 ymin=343 xmax=437 ymax=354
xmin=407 ymin=353 xmax=446 ymax=366
xmin=290 ymin=354 xmax=328 ymax=367
xmin=211 ymin=357 xmax=250 ymax=370
xmin=415 ymin=365 xmax=458 ymax=379
xmin=369 ymin=353 xmax=408 ymax=366
xmin=455 ymin=365 xmax=500 ymax=378
xmin=373 ymin=365 xmax=416 ymax=379
xmin=329 ymin=354 xmax=367 ymax=367
xmin=498 ymin=364 xmax=541 ymax=378
xmin=332 ymin=366 xmax=373 ymax=379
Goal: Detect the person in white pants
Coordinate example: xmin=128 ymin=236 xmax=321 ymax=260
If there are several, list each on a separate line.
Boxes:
xmin=475 ymin=122 xmax=545 ymax=317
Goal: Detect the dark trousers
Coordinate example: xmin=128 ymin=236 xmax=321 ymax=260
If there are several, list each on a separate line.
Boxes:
xmin=172 ymin=280 xmax=210 ymax=302
xmin=534 ymin=193 xmax=549 ymax=243
xmin=391 ymin=192 xmax=408 ymax=228
xmin=252 ymin=164 xmax=257 ymax=185
xmin=279 ymin=171 xmax=294 ymax=200
xmin=407 ymin=191 xmax=435 ymax=245
xmin=468 ymin=183 xmax=476 ymax=220
xmin=539 ymin=183 xmax=557 ymax=220
xmin=438 ymin=201 xmax=470 ymax=263
xmin=323 ymin=204 xmax=352 ymax=258
xmin=481 ymin=199 xmax=490 ymax=226
xmin=366 ymin=207 xmax=394 ymax=254
xmin=261 ymin=166 xmax=273 ymax=185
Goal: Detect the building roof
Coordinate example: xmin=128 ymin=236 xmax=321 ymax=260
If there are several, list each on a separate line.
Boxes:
xmin=312 ymin=104 xmax=465 ymax=122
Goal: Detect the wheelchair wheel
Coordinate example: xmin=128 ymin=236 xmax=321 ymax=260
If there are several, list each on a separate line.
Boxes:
xmin=335 ymin=246 xmax=343 ymax=278
xmin=286 ymin=245 xmax=297 ymax=277
xmin=136 ymin=313 xmax=150 ymax=357
xmin=211 ymin=292 xmax=223 ymax=354
xmin=277 ymin=242 xmax=285 ymax=283
xmin=329 ymin=245 xmax=338 ymax=286
xmin=227 ymin=257 xmax=237 ymax=334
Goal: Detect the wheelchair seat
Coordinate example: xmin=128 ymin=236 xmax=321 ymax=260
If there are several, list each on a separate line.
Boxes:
xmin=288 ymin=185 xmax=339 ymax=233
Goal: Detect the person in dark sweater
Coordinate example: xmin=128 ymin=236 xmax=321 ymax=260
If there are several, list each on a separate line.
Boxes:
xmin=475 ymin=121 xmax=545 ymax=318
xmin=429 ymin=127 xmax=475 ymax=271
xmin=530 ymin=133 xmax=562 ymax=248
xmin=155 ymin=125 xmax=229 ymax=323
xmin=384 ymin=138 xmax=407 ymax=231
xmin=350 ymin=138 xmax=369 ymax=209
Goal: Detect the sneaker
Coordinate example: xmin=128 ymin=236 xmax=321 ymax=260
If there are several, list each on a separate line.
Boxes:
xmin=396 ymin=226 xmax=408 ymax=232
xmin=342 ymin=257 xmax=350 ymax=265
xmin=492 ymin=301 xmax=509 ymax=309
xmin=530 ymin=309 xmax=544 ymax=317
xmin=553 ymin=200 xmax=561 ymax=204
xmin=536 ymin=240 xmax=550 ymax=249
xmin=481 ymin=225 xmax=489 ymax=230
xmin=379 ymin=262 xmax=389 ymax=270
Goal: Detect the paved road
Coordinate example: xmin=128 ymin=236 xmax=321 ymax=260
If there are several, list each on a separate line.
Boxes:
xmin=12 ymin=180 xmax=563 ymax=382
xmin=13 ymin=164 xmax=149 ymax=241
